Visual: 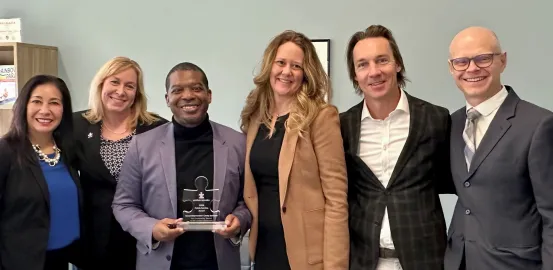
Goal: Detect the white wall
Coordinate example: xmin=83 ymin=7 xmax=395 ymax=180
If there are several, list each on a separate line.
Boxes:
xmin=2 ymin=0 xmax=553 ymax=227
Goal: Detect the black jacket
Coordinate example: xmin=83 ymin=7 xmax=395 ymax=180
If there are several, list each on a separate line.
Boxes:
xmin=340 ymin=93 xmax=454 ymax=270
xmin=0 ymin=138 xmax=84 ymax=270
xmin=73 ymin=110 xmax=167 ymax=269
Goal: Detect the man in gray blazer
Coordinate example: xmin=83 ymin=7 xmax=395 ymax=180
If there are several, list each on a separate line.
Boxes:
xmin=445 ymin=26 xmax=553 ymax=270
xmin=112 ymin=62 xmax=251 ymax=270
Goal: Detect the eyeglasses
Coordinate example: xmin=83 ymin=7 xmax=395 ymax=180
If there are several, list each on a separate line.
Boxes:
xmin=449 ymin=53 xmax=502 ymax=71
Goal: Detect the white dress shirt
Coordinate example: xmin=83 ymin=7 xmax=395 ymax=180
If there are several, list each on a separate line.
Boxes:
xmin=465 ymin=86 xmax=508 ymax=151
xmin=358 ymin=90 xmax=410 ymax=250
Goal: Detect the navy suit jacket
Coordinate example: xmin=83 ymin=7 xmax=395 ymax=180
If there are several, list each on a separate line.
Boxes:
xmin=445 ymin=86 xmax=553 ymax=270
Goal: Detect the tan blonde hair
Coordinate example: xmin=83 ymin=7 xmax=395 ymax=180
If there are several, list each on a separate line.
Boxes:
xmin=82 ymin=56 xmax=159 ymax=128
xmin=240 ymin=30 xmax=330 ymax=137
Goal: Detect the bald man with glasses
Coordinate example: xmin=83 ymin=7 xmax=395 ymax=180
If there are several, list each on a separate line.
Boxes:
xmin=445 ymin=26 xmax=553 ymax=270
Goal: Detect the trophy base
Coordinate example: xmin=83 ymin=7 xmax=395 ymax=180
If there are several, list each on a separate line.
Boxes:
xmin=178 ymin=221 xmax=227 ymax=231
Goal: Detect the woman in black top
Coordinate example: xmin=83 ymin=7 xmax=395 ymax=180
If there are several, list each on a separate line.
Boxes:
xmin=0 ymin=75 xmax=84 ymax=270
xmin=240 ymin=30 xmax=349 ymax=270
xmin=73 ymin=57 xmax=167 ymax=270
xmin=248 ymin=114 xmax=290 ymax=269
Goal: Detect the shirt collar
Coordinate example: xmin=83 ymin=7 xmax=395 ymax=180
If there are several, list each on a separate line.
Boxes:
xmin=465 ymin=85 xmax=508 ymax=117
xmin=362 ymin=89 xmax=410 ymax=121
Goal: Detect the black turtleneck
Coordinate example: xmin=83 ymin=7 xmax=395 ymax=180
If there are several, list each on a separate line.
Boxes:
xmin=171 ymin=114 xmax=218 ymax=270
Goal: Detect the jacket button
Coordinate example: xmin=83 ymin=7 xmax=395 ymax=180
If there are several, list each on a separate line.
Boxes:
xmin=166 ymin=255 xmax=171 ymax=261
xmin=282 ymin=207 xmax=287 ymax=213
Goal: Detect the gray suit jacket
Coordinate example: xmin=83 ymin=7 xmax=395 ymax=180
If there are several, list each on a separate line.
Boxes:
xmin=112 ymin=121 xmax=252 ymax=270
xmin=445 ymin=86 xmax=553 ymax=270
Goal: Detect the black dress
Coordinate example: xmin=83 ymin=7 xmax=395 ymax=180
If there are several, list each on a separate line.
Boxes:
xmin=249 ymin=114 xmax=291 ymax=270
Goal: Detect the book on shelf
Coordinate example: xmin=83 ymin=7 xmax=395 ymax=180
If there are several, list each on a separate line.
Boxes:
xmin=0 ymin=65 xmax=16 ymax=106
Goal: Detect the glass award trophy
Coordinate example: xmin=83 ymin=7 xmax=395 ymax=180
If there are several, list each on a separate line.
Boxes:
xmin=178 ymin=176 xmax=226 ymax=231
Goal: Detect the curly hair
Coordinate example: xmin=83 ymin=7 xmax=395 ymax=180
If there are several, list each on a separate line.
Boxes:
xmin=240 ymin=30 xmax=330 ymax=137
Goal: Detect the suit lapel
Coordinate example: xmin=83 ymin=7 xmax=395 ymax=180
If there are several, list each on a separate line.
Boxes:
xmin=65 ymin=158 xmax=85 ymax=221
xmin=244 ymin=117 xmax=260 ymax=260
xmin=211 ymin=123 xmax=227 ymax=215
xmin=452 ymin=111 xmax=469 ymax=178
xmin=244 ymin=114 xmax=298 ymax=207
xmin=244 ymin=117 xmax=259 ymax=203
xmin=387 ymin=94 xmax=425 ymax=188
xmin=159 ymin=124 xmax=177 ymax=215
xmin=345 ymin=101 xmax=384 ymax=188
xmin=85 ymin=123 xmax=115 ymax=183
xmin=466 ymin=89 xmax=518 ymax=179
xmin=28 ymin=160 xmax=50 ymax=209
xmin=67 ymin=162 xmax=83 ymax=207
xmin=278 ymin=125 xmax=298 ymax=207
xmin=346 ymin=101 xmax=363 ymax=156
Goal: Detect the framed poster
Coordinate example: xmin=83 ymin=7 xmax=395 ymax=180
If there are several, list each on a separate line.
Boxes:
xmin=311 ymin=39 xmax=330 ymax=77
xmin=311 ymin=39 xmax=331 ymax=101
xmin=0 ymin=18 xmax=22 ymax=42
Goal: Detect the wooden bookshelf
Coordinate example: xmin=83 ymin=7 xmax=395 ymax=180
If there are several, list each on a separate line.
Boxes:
xmin=0 ymin=42 xmax=58 ymax=136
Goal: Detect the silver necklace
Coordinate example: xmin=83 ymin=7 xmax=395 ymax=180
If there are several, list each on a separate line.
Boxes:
xmin=32 ymin=144 xmax=61 ymax=167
